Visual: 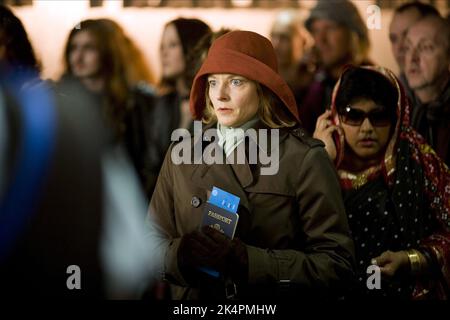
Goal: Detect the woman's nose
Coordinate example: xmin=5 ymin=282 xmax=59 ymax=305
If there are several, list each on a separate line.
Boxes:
xmin=216 ymin=83 xmax=229 ymax=101
xmin=360 ymin=117 xmax=374 ymax=132
xmin=70 ymin=49 xmax=81 ymax=62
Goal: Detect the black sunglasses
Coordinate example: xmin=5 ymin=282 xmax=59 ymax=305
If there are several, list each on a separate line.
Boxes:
xmin=339 ymin=105 xmax=393 ymax=127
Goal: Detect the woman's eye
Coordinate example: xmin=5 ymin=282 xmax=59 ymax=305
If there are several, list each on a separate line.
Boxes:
xmin=85 ymin=45 xmax=97 ymax=52
xmin=208 ymin=80 xmax=216 ymax=87
xmin=418 ymin=43 xmax=434 ymax=53
xmin=231 ymin=79 xmax=242 ymax=86
xmin=168 ymin=41 xmax=179 ymax=49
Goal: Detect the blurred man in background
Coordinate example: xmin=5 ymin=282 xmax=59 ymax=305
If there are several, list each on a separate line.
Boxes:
xmin=300 ymin=0 xmax=371 ymax=134
xmin=270 ymin=10 xmax=314 ymax=99
xmin=389 ymin=1 xmax=440 ymax=99
xmin=404 ymin=14 xmax=450 ymax=165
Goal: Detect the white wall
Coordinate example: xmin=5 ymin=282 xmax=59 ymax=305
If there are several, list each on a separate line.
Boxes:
xmin=11 ymin=0 xmax=399 ymax=81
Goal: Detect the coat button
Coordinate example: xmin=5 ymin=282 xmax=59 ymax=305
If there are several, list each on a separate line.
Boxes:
xmin=191 ymin=196 xmax=201 ymax=208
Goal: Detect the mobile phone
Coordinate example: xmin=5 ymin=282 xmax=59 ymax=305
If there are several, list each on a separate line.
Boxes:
xmin=331 ymin=112 xmax=344 ymax=167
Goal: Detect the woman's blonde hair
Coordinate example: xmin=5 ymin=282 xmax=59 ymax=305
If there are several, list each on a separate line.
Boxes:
xmin=202 ymin=80 xmax=296 ymax=128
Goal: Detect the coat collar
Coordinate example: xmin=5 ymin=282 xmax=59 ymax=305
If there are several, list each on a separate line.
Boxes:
xmin=190 ymin=121 xmax=250 ymax=211
xmin=189 ymin=120 xmax=289 ymax=212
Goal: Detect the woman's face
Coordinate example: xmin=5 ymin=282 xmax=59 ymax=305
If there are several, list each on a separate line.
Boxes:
xmin=340 ymin=98 xmax=393 ymax=161
xmin=160 ymin=24 xmax=185 ymax=80
xmin=271 ymin=23 xmax=302 ymax=67
xmin=207 ymin=73 xmax=259 ymax=127
xmin=69 ymin=30 xmax=101 ymax=79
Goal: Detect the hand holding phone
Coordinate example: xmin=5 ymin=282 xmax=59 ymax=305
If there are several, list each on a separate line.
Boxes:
xmin=313 ymin=110 xmax=342 ymax=162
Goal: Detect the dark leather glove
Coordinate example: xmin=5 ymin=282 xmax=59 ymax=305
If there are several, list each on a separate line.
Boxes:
xmin=177 ymin=226 xmax=248 ymax=284
xmin=201 ymin=226 xmax=248 ymax=284
xmin=177 ymin=231 xmax=204 ymax=267
xmin=177 ymin=229 xmax=213 ymax=283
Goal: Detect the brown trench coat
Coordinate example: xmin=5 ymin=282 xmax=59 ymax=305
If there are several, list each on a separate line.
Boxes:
xmin=149 ymin=122 xmax=355 ymax=299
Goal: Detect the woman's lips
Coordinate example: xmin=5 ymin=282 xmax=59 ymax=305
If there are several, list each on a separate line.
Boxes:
xmin=72 ymin=63 xmax=85 ymax=70
xmin=407 ymin=68 xmax=420 ymax=76
xmin=358 ymin=139 xmax=377 ymax=147
xmin=217 ymin=107 xmax=233 ymax=113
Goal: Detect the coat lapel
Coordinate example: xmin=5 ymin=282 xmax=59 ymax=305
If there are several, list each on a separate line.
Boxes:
xmin=189 ymin=121 xmax=290 ymax=212
xmin=190 ymin=125 xmax=251 ymax=212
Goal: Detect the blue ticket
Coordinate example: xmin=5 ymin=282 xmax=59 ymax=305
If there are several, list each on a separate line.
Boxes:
xmin=208 ymin=186 xmax=240 ymax=214
xmin=198 ymin=267 xmax=220 ymax=278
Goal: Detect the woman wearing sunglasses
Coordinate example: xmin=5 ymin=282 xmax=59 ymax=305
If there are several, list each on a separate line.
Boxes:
xmin=313 ymin=65 xmax=450 ymax=299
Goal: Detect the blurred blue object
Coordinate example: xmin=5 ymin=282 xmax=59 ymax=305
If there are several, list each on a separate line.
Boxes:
xmin=0 ymin=71 xmax=56 ymax=262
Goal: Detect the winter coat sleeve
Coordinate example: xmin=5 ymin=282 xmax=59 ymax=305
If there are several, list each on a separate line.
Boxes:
xmin=246 ymin=146 xmax=356 ymax=296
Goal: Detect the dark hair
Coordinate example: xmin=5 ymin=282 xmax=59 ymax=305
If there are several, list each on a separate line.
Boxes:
xmin=169 ymin=18 xmax=211 ymax=57
xmin=395 ymin=1 xmax=440 ymax=17
xmin=184 ymin=28 xmax=231 ymax=90
xmin=335 ymin=67 xmax=398 ymax=118
xmin=0 ymin=5 xmax=40 ymax=72
xmin=160 ymin=18 xmax=211 ymax=91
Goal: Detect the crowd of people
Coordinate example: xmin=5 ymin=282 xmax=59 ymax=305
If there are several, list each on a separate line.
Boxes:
xmin=0 ymin=0 xmax=449 ymax=300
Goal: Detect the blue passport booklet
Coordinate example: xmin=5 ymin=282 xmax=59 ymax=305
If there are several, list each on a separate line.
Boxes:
xmin=199 ymin=187 xmax=240 ymax=278
xmin=202 ymin=202 xmax=239 ymax=239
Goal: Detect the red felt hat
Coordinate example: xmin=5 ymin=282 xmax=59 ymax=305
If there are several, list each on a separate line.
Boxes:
xmin=189 ymin=30 xmax=299 ymax=122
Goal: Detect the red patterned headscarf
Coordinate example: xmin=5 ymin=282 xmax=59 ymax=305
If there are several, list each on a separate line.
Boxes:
xmin=331 ymin=65 xmax=450 ymax=299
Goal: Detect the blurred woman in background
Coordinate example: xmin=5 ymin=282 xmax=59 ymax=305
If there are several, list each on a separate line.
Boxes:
xmin=146 ymin=18 xmax=211 ymax=198
xmin=158 ymin=17 xmax=211 ymax=123
xmin=60 ymin=18 xmax=157 ymax=199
